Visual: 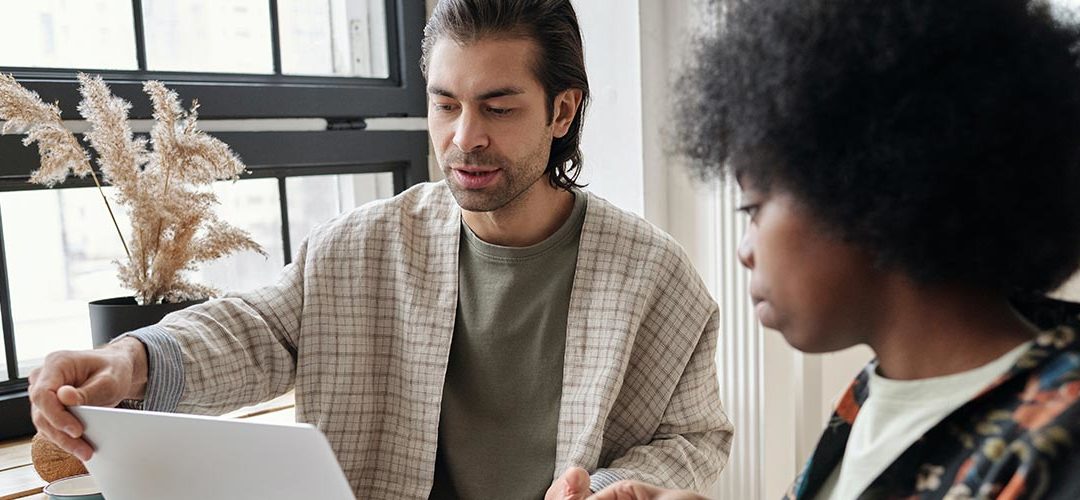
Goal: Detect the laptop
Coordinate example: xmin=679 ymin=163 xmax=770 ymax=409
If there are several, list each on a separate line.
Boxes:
xmin=70 ymin=405 xmax=356 ymax=500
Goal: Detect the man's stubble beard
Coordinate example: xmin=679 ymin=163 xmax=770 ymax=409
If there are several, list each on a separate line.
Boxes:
xmin=442 ymin=139 xmax=552 ymax=213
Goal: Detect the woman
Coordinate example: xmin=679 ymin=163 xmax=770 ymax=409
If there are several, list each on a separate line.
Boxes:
xmin=593 ymin=0 xmax=1080 ymax=498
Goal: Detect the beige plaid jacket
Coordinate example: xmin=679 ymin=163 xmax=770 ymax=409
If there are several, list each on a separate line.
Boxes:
xmin=138 ymin=181 xmax=733 ymax=498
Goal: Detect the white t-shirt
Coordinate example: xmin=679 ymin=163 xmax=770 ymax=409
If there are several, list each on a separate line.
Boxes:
xmin=815 ymin=341 xmax=1031 ymax=500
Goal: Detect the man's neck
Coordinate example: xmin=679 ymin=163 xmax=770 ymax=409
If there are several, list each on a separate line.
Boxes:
xmin=462 ymin=179 xmax=576 ymax=247
xmin=867 ymin=280 xmax=1037 ymax=380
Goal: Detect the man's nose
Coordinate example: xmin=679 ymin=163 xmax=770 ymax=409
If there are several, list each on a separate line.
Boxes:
xmin=453 ymin=109 xmax=489 ymax=152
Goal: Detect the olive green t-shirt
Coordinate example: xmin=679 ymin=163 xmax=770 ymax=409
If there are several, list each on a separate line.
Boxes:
xmin=429 ymin=190 xmax=587 ymax=500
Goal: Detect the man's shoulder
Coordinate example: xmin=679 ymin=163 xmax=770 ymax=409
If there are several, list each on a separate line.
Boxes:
xmin=583 ymin=190 xmax=690 ymax=265
xmin=309 ymin=181 xmax=455 ymax=240
xmin=581 ymin=190 xmax=714 ymax=307
xmin=348 ymin=180 xmax=455 ymax=222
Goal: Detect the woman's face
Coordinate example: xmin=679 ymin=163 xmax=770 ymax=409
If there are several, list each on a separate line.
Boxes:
xmin=737 ymin=181 xmax=886 ymax=352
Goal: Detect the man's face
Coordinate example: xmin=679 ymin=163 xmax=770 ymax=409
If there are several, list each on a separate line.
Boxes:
xmin=426 ymin=37 xmax=563 ymax=212
xmin=737 ymin=181 xmax=885 ymax=353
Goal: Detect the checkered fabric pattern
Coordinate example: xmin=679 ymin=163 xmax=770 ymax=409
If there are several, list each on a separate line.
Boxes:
xmin=132 ymin=181 xmax=733 ymax=498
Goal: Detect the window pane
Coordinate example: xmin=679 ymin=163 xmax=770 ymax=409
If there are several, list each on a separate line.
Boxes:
xmin=285 ymin=173 xmax=394 ymax=254
xmin=4 ymin=179 xmax=283 ymax=377
xmin=4 ymin=187 xmax=128 ymax=378
xmin=0 ymin=0 xmax=137 ymax=70
xmin=142 ymin=0 xmax=273 ymax=74
xmin=278 ymin=0 xmax=390 ymax=78
xmin=186 ymin=178 xmax=285 ymax=292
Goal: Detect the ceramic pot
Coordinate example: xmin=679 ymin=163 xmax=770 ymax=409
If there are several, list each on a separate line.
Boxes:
xmin=88 ymin=296 xmax=205 ymax=347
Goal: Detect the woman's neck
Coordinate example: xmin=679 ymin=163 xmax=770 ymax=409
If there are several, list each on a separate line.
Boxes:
xmin=867 ymin=281 xmax=1037 ymax=380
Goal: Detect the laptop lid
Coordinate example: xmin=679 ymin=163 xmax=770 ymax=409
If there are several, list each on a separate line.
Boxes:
xmin=70 ymin=406 xmax=356 ymax=500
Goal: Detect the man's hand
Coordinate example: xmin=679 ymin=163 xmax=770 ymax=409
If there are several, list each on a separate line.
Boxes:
xmin=28 ymin=337 xmax=149 ymax=462
xmin=545 ymin=467 xmax=592 ymax=500
xmin=587 ymin=480 xmax=709 ymax=500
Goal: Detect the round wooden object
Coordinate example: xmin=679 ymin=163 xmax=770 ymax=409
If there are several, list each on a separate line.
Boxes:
xmin=30 ymin=433 xmax=88 ymax=482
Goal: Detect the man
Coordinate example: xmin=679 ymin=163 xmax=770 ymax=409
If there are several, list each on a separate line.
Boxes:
xmin=28 ymin=1 xmax=733 ymax=498
xmin=592 ymin=0 xmax=1080 ymax=498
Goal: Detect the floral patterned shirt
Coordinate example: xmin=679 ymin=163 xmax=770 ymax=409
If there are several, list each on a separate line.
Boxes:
xmin=785 ymin=298 xmax=1080 ymax=500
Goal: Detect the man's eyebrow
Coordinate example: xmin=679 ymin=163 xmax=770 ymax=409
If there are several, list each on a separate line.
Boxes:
xmin=427 ymin=86 xmax=456 ymax=98
xmin=427 ymin=86 xmax=526 ymax=100
xmin=477 ymin=86 xmax=525 ymax=100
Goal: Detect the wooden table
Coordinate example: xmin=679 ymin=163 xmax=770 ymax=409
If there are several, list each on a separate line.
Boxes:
xmin=0 ymin=392 xmax=296 ymax=499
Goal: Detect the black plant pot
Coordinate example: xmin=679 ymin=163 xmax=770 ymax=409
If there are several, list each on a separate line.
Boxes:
xmin=88 ymin=296 xmax=206 ymax=347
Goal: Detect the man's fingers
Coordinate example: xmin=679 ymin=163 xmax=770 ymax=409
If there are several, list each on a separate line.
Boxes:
xmin=25 ymin=349 xmax=124 ymax=464
xmin=33 ymin=387 xmax=84 ymax=439
xmin=56 ymin=385 xmax=85 ymax=406
xmin=27 ymin=356 xmax=69 ymax=396
xmin=74 ymin=369 xmax=127 ymax=406
xmin=590 ymin=482 xmax=709 ymax=500
xmin=552 ymin=467 xmax=590 ymax=500
xmin=588 ymin=480 xmax=663 ymax=500
xmin=547 ymin=467 xmax=592 ymax=500
xmin=563 ymin=467 xmax=590 ymax=496
xmin=30 ymin=407 xmax=92 ymax=462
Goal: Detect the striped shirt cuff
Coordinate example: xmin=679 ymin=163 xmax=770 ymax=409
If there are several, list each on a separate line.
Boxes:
xmin=589 ymin=469 xmax=625 ymax=493
xmin=114 ymin=325 xmax=185 ymax=413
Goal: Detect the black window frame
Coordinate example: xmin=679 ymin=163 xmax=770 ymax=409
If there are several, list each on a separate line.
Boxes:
xmin=0 ymin=0 xmax=430 ymax=440
xmin=1 ymin=0 xmax=427 ymax=120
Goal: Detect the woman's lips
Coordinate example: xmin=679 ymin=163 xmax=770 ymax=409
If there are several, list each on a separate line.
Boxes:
xmin=751 ymin=295 xmax=771 ymax=323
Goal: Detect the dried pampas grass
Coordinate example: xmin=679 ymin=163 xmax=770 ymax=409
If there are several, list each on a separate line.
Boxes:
xmin=0 ymin=73 xmax=265 ymax=305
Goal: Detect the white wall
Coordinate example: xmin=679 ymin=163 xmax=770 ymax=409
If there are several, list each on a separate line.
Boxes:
xmin=572 ymin=0 xmax=647 ymax=217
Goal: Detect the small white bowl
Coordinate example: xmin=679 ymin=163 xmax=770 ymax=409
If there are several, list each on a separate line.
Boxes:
xmin=42 ymin=474 xmax=104 ymax=500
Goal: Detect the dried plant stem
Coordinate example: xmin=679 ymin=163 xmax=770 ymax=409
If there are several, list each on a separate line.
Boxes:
xmin=154 ymin=168 xmax=173 ymax=251
xmin=146 ymin=168 xmax=173 ymax=295
xmin=89 ymin=168 xmax=131 ymax=260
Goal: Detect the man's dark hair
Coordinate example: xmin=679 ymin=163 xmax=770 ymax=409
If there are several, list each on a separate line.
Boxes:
xmin=677 ymin=0 xmax=1080 ymax=295
xmin=421 ymin=0 xmax=590 ymax=190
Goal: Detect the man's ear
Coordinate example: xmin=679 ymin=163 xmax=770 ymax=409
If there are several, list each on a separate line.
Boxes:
xmin=551 ymin=88 xmax=584 ymax=139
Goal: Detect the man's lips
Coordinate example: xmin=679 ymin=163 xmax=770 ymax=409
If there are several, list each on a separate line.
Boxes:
xmin=453 ymin=165 xmax=499 ymax=173
xmin=451 ymin=167 xmax=501 ymax=189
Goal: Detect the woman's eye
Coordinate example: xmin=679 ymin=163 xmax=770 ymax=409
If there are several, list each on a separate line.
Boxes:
xmin=736 ymin=203 xmax=760 ymax=219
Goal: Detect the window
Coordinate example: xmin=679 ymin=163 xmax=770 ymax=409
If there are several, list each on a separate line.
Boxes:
xmin=278 ymin=0 xmax=390 ymax=78
xmin=0 ymin=0 xmax=425 ymax=119
xmin=0 ymin=0 xmax=428 ymax=440
xmin=0 ymin=0 xmax=393 ymax=78
xmin=284 ymin=172 xmax=395 ymax=247
xmin=142 ymin=0 xmax=276 ymax=74
xmin=0 ymin=1 xmax=138 ymax=70
xmin=0 ymin=171 xmax=396 ymax=380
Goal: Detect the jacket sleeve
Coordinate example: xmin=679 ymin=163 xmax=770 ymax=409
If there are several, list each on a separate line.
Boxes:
xmin=589 ymin=305 xmax=734 ymax=492
xmin=125 ymin=237 xmax=311 ymax=415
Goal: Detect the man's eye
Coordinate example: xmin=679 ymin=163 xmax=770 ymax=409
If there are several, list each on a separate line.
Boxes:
xmin=433 ymin=103 xmax=457 ymax=112
xmin=487 ymin=107 xmax=513 ymax=116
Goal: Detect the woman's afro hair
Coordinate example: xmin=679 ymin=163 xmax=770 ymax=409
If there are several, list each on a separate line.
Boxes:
xmin=677 ymin=0 xmax=1080 ymax=294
